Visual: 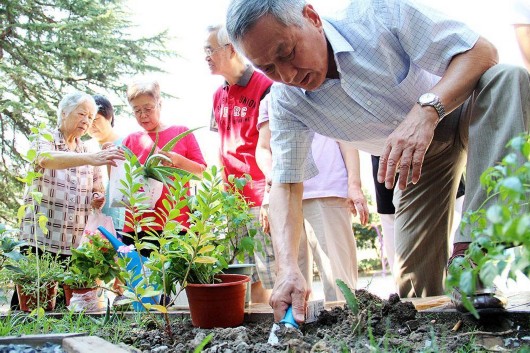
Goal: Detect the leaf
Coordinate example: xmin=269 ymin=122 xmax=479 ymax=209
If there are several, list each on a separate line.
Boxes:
xmin=150 ymin=304 xmax=168 ymax=313
xmin=26 ymin=149 xmax=37 ymax=162
xmin=458 ymin=271 xmax=475 ymax=295
xmin=499 ymin=176 xmax=523 ymax=194
xmin=17 ymin=205 xmax=27 ymax=224
xmin=336 ymin=279 xmax=358 ymax=315
xmin=141 ymin=288 xmax=162 ymax=298
xmin=145 ymin=153 xmax=172 ymax=170
xmin=479 ymin=260 xmax=498 ymax=285
xmin=160 ymin=127 xmax=203 ymax=152
xmin=486 ymin=205 xmax=504 ymax=224
xmin=194 ymin=333 xmax=214 ymax=353
xmin=145 ymin=132 xmax=160 ymax=169
xmin=197 ymin=244 xmax=215 ymax=254
xmin=38 ymin=215 xmax=48 ymax=234
xmin=121 ymin=146 xmax=141 ymax=168
xmin=194 ymin=256 xmax=217 ymax=264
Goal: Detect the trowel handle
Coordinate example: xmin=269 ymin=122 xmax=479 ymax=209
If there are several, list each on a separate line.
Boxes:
xmin=280 ymin=305 xmax=299 ymax=329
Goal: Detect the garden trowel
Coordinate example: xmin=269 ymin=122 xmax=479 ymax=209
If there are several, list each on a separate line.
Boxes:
xmin=267 ymin=299 xmax=325 ymax=345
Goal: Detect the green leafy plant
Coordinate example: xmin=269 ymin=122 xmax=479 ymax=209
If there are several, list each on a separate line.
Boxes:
xmin=114 ymin=164 xmax=260 ymax=334
xmin=121 ymin=127 xmax=202 ymax=185
xmin=447 ymin=133 xmax=530 ymax=317
xmin=112 ymin=122 xmax=261 ymax=336
xmin=163 ymin=166 xmax=261 ymax=287
xmin=63 ymin=232 xmax=120 ymax=289
xmin=193 ymin=171 xmax=260 ymax=265
xmin=1 ymin=251 xmax=64 ymax=305
xmin=0 ymin=224 xmax=26 ymax=270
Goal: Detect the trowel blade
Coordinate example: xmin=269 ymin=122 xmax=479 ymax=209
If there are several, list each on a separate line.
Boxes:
xmin=267 ymin=322 xmax=281 ymax=345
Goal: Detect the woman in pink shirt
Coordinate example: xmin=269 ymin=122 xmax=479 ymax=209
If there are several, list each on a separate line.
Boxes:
xmin=122 ymin=77 xmax=206 ymax=257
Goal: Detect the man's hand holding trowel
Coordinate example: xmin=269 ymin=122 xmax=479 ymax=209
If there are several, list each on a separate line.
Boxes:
xmin=268 ymin=267 xmax=325 ymax=345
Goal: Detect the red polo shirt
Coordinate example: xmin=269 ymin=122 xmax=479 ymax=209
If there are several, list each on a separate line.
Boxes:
xmin=210 ymin=66 xmax=272 ymax=207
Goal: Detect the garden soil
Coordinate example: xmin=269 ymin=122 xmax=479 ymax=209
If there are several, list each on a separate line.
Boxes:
xmin=114 ymin=290 xmax=530 ymax=352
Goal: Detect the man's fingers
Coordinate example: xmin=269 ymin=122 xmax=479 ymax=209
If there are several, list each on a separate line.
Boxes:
xmin=272 ymin=303 xmax=289 ymax=322
xmin=377 ymin=146 xmax=391 ymax=184
xmin=410 ymin=148 xmax=426 ymax=184
xmin=291 ymin=293 xmax=307 ymax=323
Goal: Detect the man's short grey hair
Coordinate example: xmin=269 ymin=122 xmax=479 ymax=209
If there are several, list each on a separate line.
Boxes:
xmin=206 ymin=24 xmax=246 ymax=61
xmin=57 ymin=91 xmax=96 ymax=127
xmin=226 ymin=0 xmax=306 ymax=46
xmin=206 ymin=24 xmax=230 ymax=46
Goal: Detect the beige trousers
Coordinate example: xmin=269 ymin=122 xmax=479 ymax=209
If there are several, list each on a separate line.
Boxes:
xmin=298 ymin=197 xmax=358 ymax=301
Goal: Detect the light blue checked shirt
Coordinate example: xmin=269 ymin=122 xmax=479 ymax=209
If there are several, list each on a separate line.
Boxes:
xmin=269 ymin=0 xmax=479 ymax=183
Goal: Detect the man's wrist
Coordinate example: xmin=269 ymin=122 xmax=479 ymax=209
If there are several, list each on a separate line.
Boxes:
xmin=417 ymin=93 xmax=446 ymax=124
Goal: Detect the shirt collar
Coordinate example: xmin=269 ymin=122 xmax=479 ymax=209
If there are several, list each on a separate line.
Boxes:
xmin=299 ymin=20 xmax=353 ymax=95
xmin=56 ymin=128 xmax=83 ymax=152
xmin=322 ymin=19 xmax=355 ymax=54
xmin=223 ymin=65 xmax=254 ymax=88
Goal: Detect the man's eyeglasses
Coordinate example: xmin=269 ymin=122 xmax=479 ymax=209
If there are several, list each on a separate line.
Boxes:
xmin=204 ymin=44 xmax=229 ymax=57
xmin=133 ymin=106 xmax=156 ymax=117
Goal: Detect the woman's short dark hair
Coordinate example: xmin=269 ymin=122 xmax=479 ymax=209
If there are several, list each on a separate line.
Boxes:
xmin=93 ymin=94 xmax=115 ymax=127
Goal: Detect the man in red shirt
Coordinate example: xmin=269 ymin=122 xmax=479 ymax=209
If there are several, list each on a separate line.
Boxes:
xmin=206 ymin=24 xmax=275 ymax=303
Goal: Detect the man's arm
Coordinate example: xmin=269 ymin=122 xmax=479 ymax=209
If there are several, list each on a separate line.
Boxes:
xmin=268 ymin=181 xmax=308 ymax=322
xmin=338 ymin=143 xmax=369 ymax=225
xmin=378 ymin=36 xmax=498 ymax=190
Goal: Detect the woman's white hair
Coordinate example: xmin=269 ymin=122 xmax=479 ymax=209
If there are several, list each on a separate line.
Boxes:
xmin=56 ymin=91 xmax=97 ymax=127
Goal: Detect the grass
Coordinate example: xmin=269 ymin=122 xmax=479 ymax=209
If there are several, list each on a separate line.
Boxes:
xmin=0 ymin=308 xmax=141 ymax=344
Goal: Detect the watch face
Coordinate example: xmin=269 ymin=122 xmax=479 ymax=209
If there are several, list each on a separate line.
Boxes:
xmin=419 ymin=93 xmax=436 ymax=104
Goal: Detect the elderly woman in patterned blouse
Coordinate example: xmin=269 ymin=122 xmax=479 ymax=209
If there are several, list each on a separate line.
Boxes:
xmin=19 ymin=91 xmax=125 ymax=259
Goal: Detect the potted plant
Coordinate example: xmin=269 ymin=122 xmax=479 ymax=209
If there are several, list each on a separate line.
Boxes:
xmin=62 ymin=231 xmax=120 ymax=308
xmin=114 ymin=128 xmax=202 ymax=209
xmin=190 ymin=171 xmax=260 ymax=305
xmin=0 ymin=225 xmax=26 ymax=303
xmin=110 ymin=157 xmax=258 ymax=329
xmin=1 ymin=250 xmax=64 ymax=312
xmin=162 ymin=166 xmax=253 ymax=328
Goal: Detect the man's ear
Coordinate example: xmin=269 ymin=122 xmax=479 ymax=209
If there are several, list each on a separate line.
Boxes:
xmin=302 ymin=4 xmax=322 ymax=28
xmin=228 ymin=43 xmax=237 ymax=58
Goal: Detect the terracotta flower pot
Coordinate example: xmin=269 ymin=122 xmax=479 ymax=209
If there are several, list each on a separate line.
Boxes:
xmin=17 ymin=282 xmax=58 ymax=312
xmin=223 ymin=264 xmax=255 ymax=306
xmin=185 ymin=274 xmax=250 ymax=328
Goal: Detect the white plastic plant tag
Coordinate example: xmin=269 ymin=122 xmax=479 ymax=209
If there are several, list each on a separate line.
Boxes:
xmin=305 ymin=299 xmax=325 ymax=323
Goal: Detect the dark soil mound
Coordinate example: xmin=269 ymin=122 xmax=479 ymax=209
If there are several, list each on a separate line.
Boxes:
xmin=118 ymin=290 xmax=530 ymax=352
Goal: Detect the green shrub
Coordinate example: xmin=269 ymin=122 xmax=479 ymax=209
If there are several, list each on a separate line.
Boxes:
xmin=447 ymin=133 xmax=530 ymax=317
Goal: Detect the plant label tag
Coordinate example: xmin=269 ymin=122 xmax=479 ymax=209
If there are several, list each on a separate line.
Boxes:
xmin=305 ymin=299 xmax=325 ymax=323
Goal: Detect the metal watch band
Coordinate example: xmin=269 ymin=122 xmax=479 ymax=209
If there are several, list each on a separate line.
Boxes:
xmin=432 ymin=100 xmax=446 ymax=121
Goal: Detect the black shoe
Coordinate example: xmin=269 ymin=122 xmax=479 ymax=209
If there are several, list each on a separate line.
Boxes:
xmin=448 ymin=255 xmax=507 ymax=314
xmin=452 ymin=286 xmax=507 ymax=314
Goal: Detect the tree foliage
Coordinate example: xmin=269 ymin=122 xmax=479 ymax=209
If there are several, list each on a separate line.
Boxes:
xmin=0 ymin=0 xmax=176 ymax=225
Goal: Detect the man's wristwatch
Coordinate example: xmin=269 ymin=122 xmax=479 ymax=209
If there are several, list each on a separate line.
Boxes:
xmin=417 ymin=93 xmax=446 ymax=124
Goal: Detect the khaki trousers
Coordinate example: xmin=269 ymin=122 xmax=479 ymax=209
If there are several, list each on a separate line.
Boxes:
xmin=394 ymin=64 xmax=530 ymax=297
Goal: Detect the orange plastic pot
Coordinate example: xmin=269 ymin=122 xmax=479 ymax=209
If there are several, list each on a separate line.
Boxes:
xmin=17 ymin=282 xmax=58 ymax=312
xmin=185 ymin=274 xmax=250 ymax=328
